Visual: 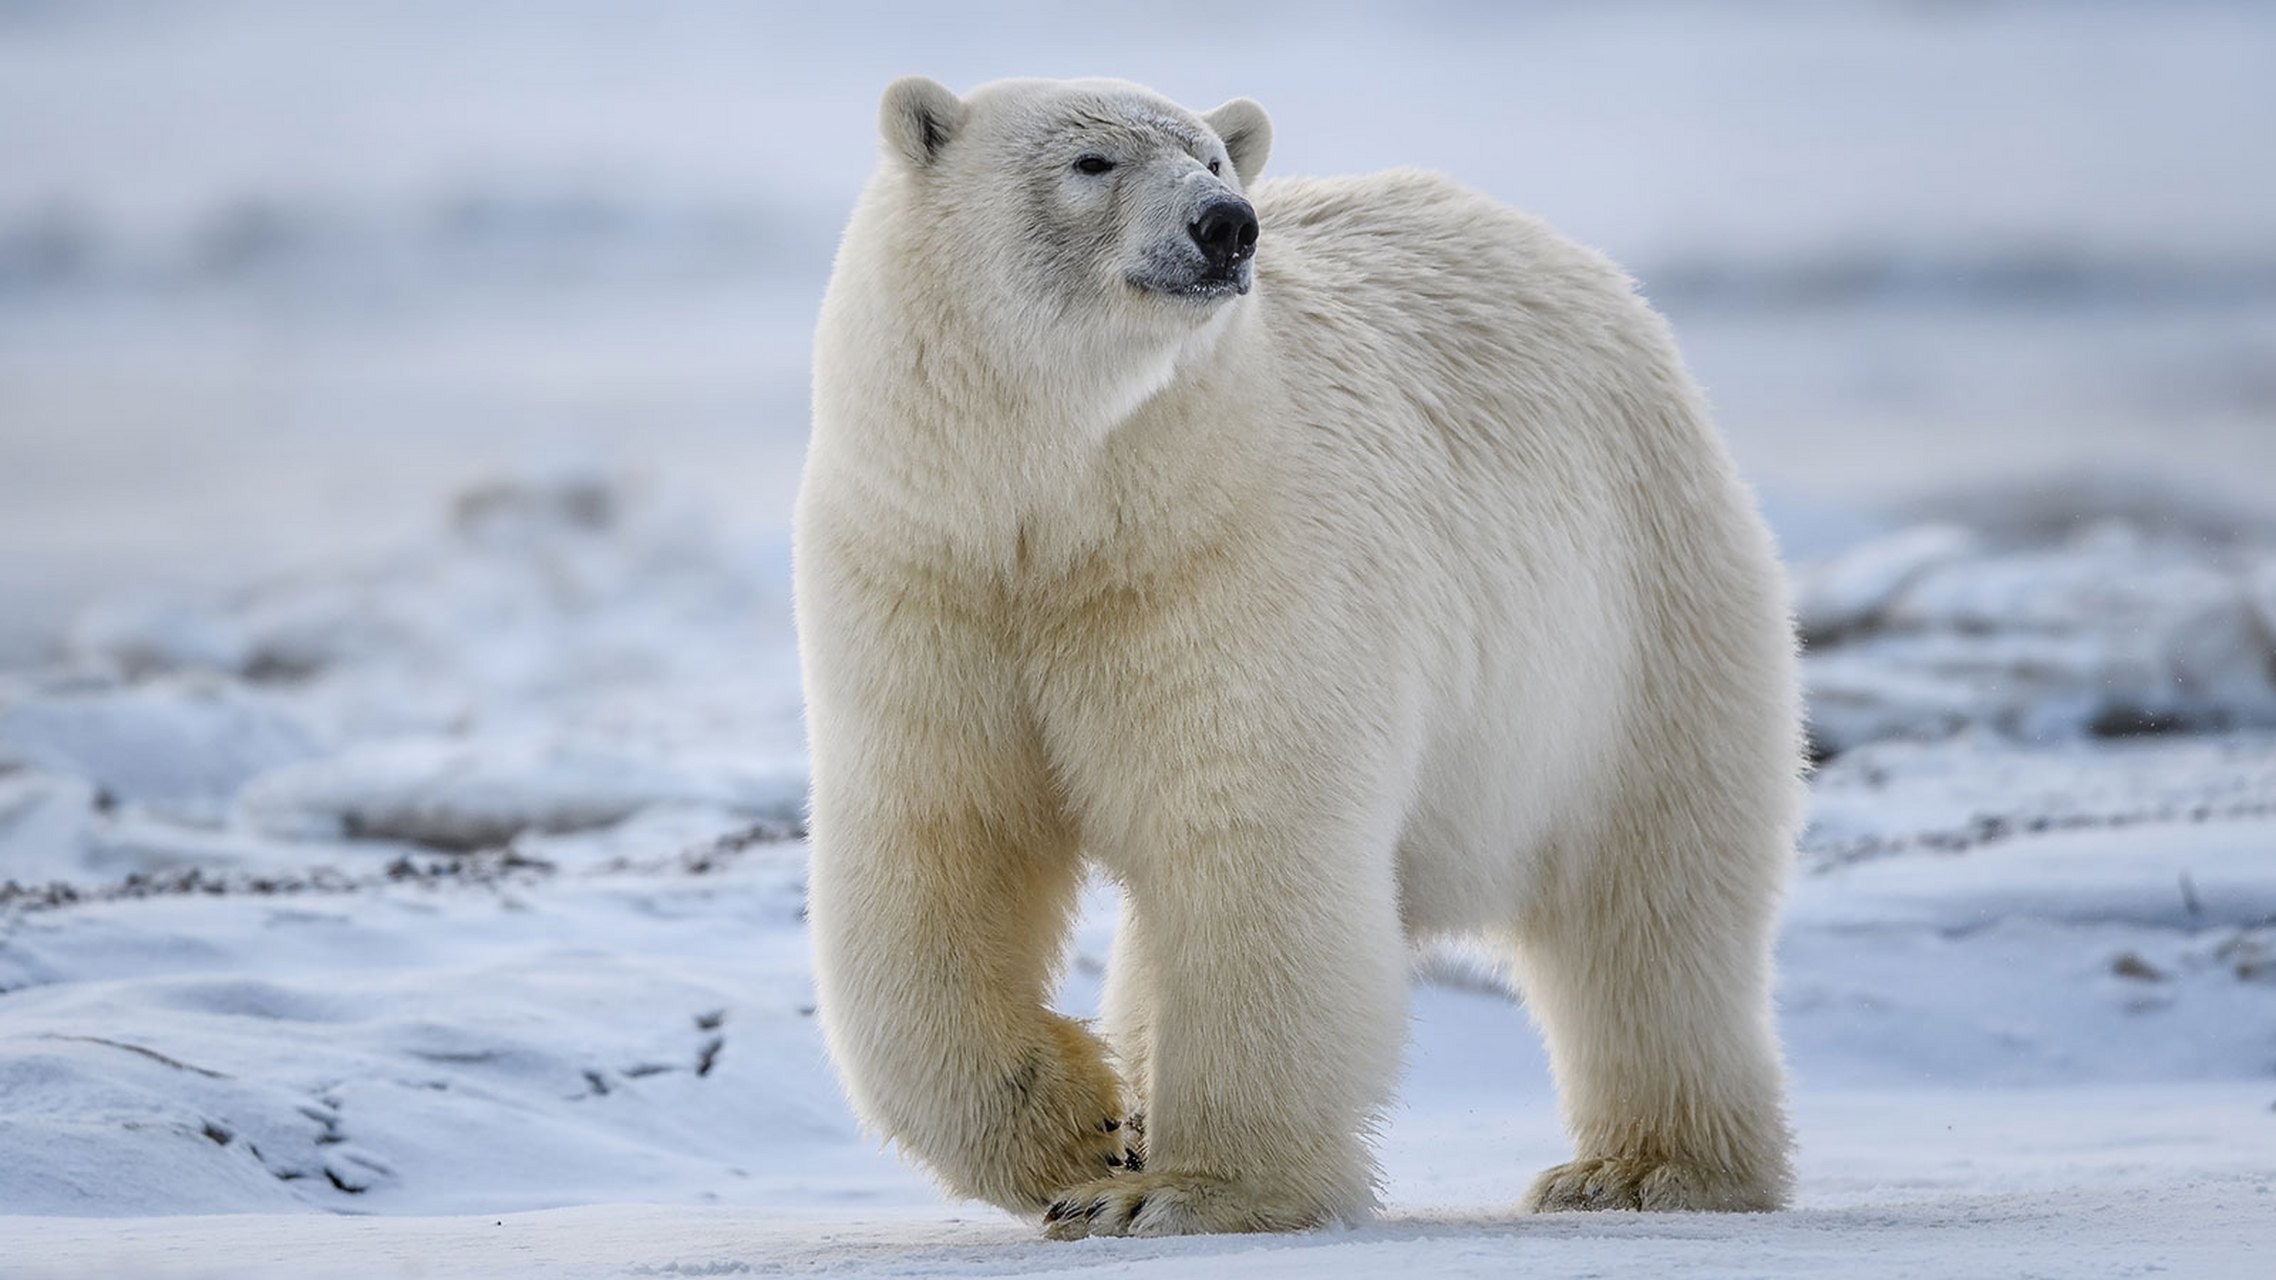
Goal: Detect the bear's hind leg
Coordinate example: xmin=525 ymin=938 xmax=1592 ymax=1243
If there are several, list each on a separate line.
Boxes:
xmin=1509 ymin=798 xmax=1795 ymax=1213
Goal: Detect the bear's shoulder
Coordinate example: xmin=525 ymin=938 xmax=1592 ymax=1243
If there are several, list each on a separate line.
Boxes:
xmin=1256 ymin=170 xmax=1538 ymax=253
xmin=1253 ymin=168 xmax=1633 ymax=309
xmin=1248 ymin=168 xmax=1648 ymax=373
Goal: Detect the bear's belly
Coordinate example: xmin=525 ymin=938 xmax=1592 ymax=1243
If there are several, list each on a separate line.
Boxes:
xmin=1390 ymin=668 xmax=1629 ymax=937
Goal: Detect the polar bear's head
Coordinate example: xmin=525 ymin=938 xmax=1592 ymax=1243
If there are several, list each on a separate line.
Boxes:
xmin=866 ymin=76 xmax=1271 ymax=402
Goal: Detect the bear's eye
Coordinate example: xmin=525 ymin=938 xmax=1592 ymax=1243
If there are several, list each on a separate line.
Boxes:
xmin=1208 ymin=159 xmax=1222 ymax=176
xmin=1073 ymin=155 xmax=1116 ymax=176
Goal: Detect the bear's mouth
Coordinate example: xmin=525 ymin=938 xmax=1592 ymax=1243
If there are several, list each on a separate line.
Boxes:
xmin=1182 ymin=271 xmax=1250 ymax=299
xmin=1126 ymin=262 xmax=1251 ymax=303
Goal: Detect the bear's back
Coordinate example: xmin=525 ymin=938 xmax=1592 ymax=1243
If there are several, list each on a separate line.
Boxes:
xmin=1251 ymin=168 xmax=1650 ymax=364
xmin=1243 ymin=168 xmax=1707 ymax=522
xmin=1246 ymin=169 xmax=1692 ymax=469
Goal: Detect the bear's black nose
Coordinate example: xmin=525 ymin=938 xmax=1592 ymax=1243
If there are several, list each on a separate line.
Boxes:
xmin=1189 ymin=197 xmax=1260 ymax=271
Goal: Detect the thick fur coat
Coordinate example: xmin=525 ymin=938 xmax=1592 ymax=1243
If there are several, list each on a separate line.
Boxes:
xmin=795 ymin=75 xmax=1801 ymax=1238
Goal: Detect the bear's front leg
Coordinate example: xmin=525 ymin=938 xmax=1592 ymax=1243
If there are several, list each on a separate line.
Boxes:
xmin=1037 ymin=756 xmax=1392 ymax=1239
xmin=1042 ymin=811 xmax=1407 ymax=1238
xmin=808 ymin=761 xmax=1137 ymax=1214
xmin=800 ymin=539 xmax=1135 ymax=1215
xmin=1021 ymin=524 xmax=1413 ymax=1237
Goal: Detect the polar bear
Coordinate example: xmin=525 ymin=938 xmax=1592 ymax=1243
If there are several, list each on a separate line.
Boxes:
xmin=795 ymin=75 xmax=1800 ymax=1238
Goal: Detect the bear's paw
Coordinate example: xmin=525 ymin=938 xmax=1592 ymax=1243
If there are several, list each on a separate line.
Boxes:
xmin=1523 ymin=1154 xmax=1783 ymax=1213
xmin=965 ymin=1015 xmax=1135 ymax=1213
xmin=1041 ymin=1171 xmax=1326 ymax=1240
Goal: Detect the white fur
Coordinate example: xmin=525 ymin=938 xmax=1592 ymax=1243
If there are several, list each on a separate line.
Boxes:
xmin=796 ymin=76 xmax=1802 ymax=1237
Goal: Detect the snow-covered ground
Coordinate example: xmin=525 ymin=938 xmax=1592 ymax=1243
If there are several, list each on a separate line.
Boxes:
xmin=2 ymin=476 xmax=2273 ymax=1277
xmin=5 ymin=3 xmax=2275 ymax=1276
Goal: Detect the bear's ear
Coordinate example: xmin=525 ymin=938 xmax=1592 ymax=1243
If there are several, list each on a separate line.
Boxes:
xmin=879 ymin=75 xmax=966 ymax=169
xmin=1202 ymin=97 xmax=1272 ymax=185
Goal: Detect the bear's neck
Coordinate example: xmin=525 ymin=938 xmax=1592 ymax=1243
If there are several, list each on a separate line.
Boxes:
xmin=818 ymin=277 xmax=1285 ymax=582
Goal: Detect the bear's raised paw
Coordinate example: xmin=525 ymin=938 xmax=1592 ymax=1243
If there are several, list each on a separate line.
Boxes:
xmin=967 ymin=1016 xmax=1138 ymax=1213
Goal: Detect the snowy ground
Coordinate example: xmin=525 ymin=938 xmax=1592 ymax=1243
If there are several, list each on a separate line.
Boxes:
xmin=5 ymin=1115 xmax=2270 ymax=1278
xmin=6 ymin=2 xmax=2276 ymax=1275
xmin=2 ymin=478 xmax=2273 ymax=1277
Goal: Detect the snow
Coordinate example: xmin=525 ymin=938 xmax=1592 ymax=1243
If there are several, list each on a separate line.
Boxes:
xmin=5 ymin=3 xmax=2275 ymax=1275
xmin=2 ymin=477 xmax=2273 ymax=1276
xmin=0 ymin=682 xmax=321 ymax=825
xmin=1793 ymin=523 xmax=1979 ymax=643
xmin=1800 ymin=521 xmax=2276 ymax=756
xmin=0 ymin=842 xmax=873 ymax=1222
xmin=238 ymin=738 xmax=803 ymax=850
xmin=6 ymin=1164 xmax=2273 ymax=1280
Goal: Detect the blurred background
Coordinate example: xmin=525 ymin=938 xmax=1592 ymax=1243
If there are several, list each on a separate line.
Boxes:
xmin=5 ymin=0 xmax=2273 ymax=652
